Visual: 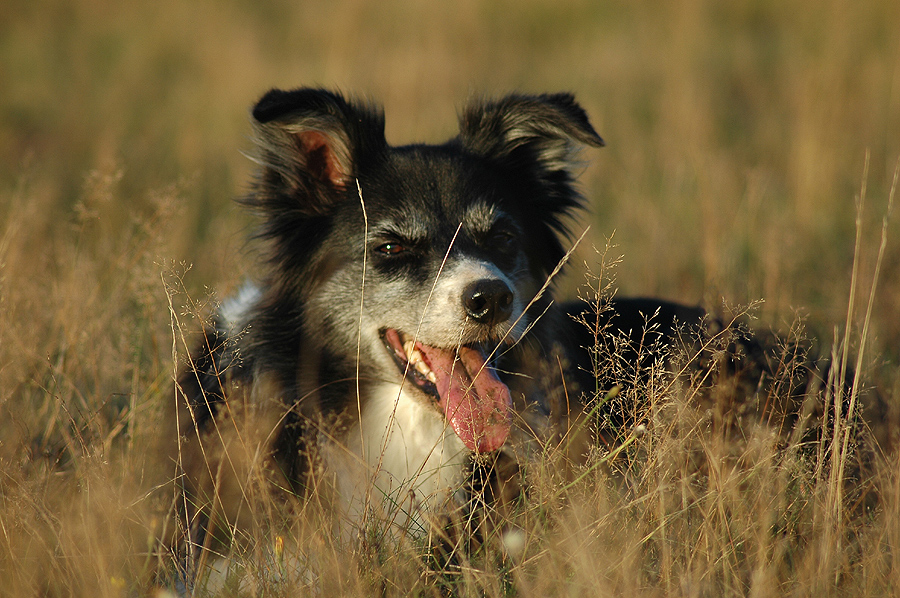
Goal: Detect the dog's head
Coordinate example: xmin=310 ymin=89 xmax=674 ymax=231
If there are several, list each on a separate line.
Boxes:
xmin=247 ymin=88 xmax=603 ymax=452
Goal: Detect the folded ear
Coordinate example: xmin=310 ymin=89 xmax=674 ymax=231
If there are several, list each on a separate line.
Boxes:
xmin=458 ymin=93 xmax=604 ymax=175
xmin=250 ymin=88 xmax=386 ymax=214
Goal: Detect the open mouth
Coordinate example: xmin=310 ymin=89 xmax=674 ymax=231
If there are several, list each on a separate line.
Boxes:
xmin=381 ymin=328 xmax=512 ymax=453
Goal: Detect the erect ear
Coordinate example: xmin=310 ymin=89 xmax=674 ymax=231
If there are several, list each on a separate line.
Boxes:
xmin=458 ymin=93 xmax=604 ymax=271
xmin=250 ymin=88 xmax=386 ymax=214
xmin=458 ymin=93 xmax=604 ymax=175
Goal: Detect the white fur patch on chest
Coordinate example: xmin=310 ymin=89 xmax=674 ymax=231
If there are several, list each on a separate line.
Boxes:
xmin=321 ymin=383 xmax=470 ymax=537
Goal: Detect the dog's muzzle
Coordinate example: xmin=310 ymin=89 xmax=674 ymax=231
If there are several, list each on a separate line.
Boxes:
xmin=381 ymin=327 xmax=513 ymax=454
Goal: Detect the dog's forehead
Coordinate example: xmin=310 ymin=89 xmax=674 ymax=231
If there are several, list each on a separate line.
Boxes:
xmin=370 ymin=200 xmax=498 ymax=236
xmin=461 ymin=200 xmax=502 ymax=232
xmin=369 ymin=146 xmax=506 ymax=226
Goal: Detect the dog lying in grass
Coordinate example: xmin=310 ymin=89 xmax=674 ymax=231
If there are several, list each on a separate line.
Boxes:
xmin=163 ymin=87 xmax=890 ymax=586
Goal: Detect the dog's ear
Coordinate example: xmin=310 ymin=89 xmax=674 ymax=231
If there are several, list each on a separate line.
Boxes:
xmin=250 ymin=88 xmax=385 ymax=214
xmin=458 ymin=93 xmax=604 ymax=175
xmin=458 ymin=93 xmax=604 ymax=270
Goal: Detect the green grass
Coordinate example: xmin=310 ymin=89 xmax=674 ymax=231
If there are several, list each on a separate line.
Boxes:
xmin=1 ymin=0 xmax=899 ymax=595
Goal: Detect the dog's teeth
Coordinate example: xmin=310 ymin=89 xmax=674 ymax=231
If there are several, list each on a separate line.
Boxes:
xmin=400 ymin=339 xmax=437 ymax=383
xmin=414 ymin=360 xmax=430 ymax=376
xmin=414 ymin=360 xmax=438 ymax=383
xmin=405 ymin=344 xmax=425 ymax=366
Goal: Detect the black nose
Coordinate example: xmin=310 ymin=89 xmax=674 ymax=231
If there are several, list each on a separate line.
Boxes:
xmin=463 ymin=279 xmax=514 ymax=326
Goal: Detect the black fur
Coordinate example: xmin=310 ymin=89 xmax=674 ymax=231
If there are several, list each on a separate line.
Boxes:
xmin=172 ymin=88 xmax=609 ymax=547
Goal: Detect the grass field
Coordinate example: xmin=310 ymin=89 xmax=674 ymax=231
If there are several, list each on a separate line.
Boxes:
xmin=1 ymin=0 xmax=899 ymax=595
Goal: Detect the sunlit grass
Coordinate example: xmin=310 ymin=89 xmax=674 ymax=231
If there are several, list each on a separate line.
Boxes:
xmin=1 ymin=0 xmax=899 ymax=595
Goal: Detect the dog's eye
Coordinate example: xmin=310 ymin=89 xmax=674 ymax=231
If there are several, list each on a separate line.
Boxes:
xmin=491 ymin=230 xmax=516 ymax=251
xmin=376 ymin=242 xmax=405 ymax=255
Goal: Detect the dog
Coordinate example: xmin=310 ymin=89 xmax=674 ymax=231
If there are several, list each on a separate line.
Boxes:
xmin=167 ymin=87 xmax=621 ymax=554
xmin=166 ymin=88 xmax=890 ymax=582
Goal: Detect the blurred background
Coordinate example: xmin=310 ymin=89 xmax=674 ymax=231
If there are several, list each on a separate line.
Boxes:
xmin=1 ymin=1 xmax=899 ymax=592
xmin=1 ymin=0 xmax=899 ymax=377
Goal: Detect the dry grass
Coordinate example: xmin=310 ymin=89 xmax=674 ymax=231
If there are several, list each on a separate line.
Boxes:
xmin=1 ymin=0 xmax=900 ymax=595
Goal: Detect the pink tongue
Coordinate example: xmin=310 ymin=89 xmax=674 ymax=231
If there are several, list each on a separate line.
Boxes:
xmin=416 ymin=344 xmax=512 ymax=452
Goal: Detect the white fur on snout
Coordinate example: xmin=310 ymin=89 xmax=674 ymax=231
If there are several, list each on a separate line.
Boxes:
xmin=412 ymin=258 xmax=528 ymax=346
